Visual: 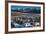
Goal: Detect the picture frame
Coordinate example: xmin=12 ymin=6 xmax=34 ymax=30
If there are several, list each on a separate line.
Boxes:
xmin=5 ymin=1 xmax=45 ymax=34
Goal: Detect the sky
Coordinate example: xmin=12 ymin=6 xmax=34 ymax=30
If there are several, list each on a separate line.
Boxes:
xmin=11 ymin=6 xmax=41 ymax=13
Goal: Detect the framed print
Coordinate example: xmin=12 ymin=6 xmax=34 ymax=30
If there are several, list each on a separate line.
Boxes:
xmin=5 ymin=1 xmax=45 ymax=34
